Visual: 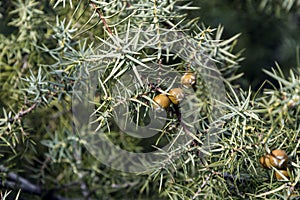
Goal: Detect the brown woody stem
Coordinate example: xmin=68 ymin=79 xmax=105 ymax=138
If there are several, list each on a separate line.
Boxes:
xmin=91 ymin=2 xmax=112 ymax=35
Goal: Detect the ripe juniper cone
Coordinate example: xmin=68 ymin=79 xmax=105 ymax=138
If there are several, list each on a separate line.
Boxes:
xmin=260 ymin=149 xmax=289 ymax=169
xmin=270 ymin=149 xmax=289 ymax=169
xmin=259 ymin=155 xmax=269 ymax=169
xmin=259 ymin=149 xmax=291 ymax=181
xmin=168 ymin=88 xmax=184 ymax=105
xmin=153 ymin=94 xmax=171 ymax=111
xmin=260 ymin=155 xmax=273 ymax=169
xmin=275 ymin=169 xmax=289 ymax=180
xmin=181 ymin=72 xmax=196 ymax=88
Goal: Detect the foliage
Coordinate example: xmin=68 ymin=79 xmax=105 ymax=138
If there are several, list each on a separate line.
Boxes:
xmin=0 ymin=0 xmax=299 ymax=199
xmin=189 ymin=0 xmax=300 ymax=89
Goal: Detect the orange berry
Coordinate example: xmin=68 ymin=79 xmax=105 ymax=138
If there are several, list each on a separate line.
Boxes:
xmin=168 ymin=88 xmax=184 ymax=105
xmin=264 ymin=154 xmax=273 ymax=169
xmin=181 ymin=72 xmax=196 ymax=88
xmin=275 ymin=169 xmax=289 ymax=180
xmin=259 ymin=155 xmax=268 ymax=169
xmin=153 ymin=94 xmax=171 ymax=111
xmin=270 ymin=149 xmax=288 ymax=169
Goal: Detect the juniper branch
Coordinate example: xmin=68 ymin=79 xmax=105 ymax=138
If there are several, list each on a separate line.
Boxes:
xmin=91 ymin=2 xmax=112 ymax=35
xmin=8 ymin=102 xmax=38 ymax=123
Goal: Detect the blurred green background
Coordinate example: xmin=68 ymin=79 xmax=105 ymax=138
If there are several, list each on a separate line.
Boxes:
xmin=188 ymin=0 xmax=300 ymax=90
